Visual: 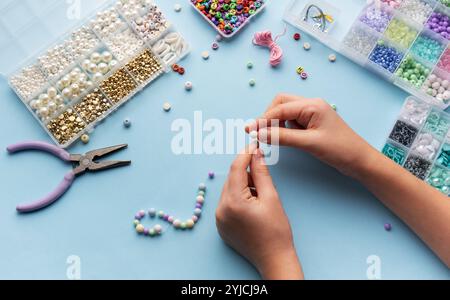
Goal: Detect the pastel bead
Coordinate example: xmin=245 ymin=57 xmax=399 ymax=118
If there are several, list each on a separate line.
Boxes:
xmin=136 ymin=224 xmax=145 ymax=234
xmin=186 ymin=219 xmax=195 ymax=229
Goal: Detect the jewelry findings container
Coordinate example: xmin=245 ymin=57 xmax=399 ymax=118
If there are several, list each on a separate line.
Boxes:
xmin=0 ymin=0 xmax=190 ymax=148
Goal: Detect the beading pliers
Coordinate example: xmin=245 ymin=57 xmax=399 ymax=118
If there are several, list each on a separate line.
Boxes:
xmin=7 ymin=141 xmax=131 ymax=213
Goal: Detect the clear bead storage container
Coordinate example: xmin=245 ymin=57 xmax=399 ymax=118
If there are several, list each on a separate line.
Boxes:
xmin=1 ymin=0 xmax=190 ymax=148
xmin=284 ymin=0 xmax=450 ymax=109
xmin=383 ymin=96 xmax=450 ymax=194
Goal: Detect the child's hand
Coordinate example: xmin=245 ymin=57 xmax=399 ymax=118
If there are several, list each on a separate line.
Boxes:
xmin=216 ymin=144 xmax=303 ymax=280
xmin=247 ymin=94 xmax=376 ymax=178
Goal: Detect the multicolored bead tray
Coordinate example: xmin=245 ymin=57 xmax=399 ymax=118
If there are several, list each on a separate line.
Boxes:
xmin=189 ymin=0 xmax=267 ymax=38
xmin=4 ymin=0 xmax=189 ymax=148
xmin=284 ymin=0 xmax=450 ymax=109
xmin=383 ymin=96 xmax=450 ymax=194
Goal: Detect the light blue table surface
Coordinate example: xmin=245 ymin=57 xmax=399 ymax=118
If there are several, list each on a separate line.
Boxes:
xmin=0 ymin=0 xmax=449 ymax=280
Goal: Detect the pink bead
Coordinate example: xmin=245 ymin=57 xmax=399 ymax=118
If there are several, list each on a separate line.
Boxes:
xmin=192 ymin=215 xmax=199 ymax=223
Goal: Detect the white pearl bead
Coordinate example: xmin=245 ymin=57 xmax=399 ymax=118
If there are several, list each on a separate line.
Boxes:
xmin=62 ymin=88 xmax=71 ymax=98
xmin=39 ymin=107 xmax=49 ymax=117
xmin=93 ymin=72 xmax=103 ymax=82
xmin=82 ymin=59 xmax=91 ymax=70
xmin=61 ymin=76 xmax=71 ymax=88
xmin=47 ymin=87 xmax=57 ymax=99
xmin=98 ymin=63 xmax=109 ymax=74
xmin=102 ymin=51 xmax=113 ymax=63
xmin=90 ymin=52 xmax=101 ymax=64
xmin=88 ymin=63 xmax=98 ymax=74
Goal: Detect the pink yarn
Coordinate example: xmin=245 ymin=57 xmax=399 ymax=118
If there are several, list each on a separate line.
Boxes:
xmin=252 ymin=28 xmax=286 ymax=67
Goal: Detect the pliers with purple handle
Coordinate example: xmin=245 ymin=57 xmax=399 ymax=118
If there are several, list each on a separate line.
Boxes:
xmin=7 ymin=141 xmax=131 ymax=213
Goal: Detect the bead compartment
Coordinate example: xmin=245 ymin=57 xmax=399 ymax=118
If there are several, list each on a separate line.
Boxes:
xmin=189 ymin=0 xmax=267 ymax=39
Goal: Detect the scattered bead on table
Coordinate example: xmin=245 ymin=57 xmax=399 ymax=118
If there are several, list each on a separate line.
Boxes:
xmin=202 ymin=51 xmax=210 ymax=60
xmin=293 ymin=33 xmax=301 ymax=41
xmin=81 ymin=134 xmax=90 ymax=144
xmin=208 ymin=171 xmax=215 ymax=179
xmin=328 ymin=54 xmax=337 ymax=63
xmin=163 ymin=102 xmax=172 ymax=112
xmin=212 ymin=42 xmax=220 ymax=50
xmin=384 ymin=223 xmax=392 ymax=232
xmin=249 ymin=79 xmax=256 ymax=86
xmin=303 ymin=42 xmax=311 ymax=50
xmin=300 ymin=72 xmax=308 ymax=80
xmin=123 ymin=118 xmax=132 ymax=128
xmin=185 ymin=81 xmax=193 ymax=91
xmin=247 ymin=62 xmax=254 ymax=69
xmin=174 ymin=4 xmax=182 ymax=12
xmin=296 ymin=66 xmax=304 ymax=74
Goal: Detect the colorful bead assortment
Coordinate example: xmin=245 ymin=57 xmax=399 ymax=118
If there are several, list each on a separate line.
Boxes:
xmin=8 ymin=2 xmax=189 ymax=148
xmin=190 ymin=0 xmax=266 ymax=37
xmin=369 ymin=41 xmax=404 ymax=73
xmin=426 ymin=10 xmax=450 ymax=40
xmin=396 ymin=55 xmax=430 ymax=88
xmin=398 ymin=0 xmax=433 ymax=25
xmin=134 ymin=184 xmax=207 ymax=237
xmin=384 ymin=19 xmax=418 ymax=49
xmin=131 ymin=4 xmax=169 ymax=42
xmin=382 ymin=143 xmax=406 ymax=165
xmin=383 ymin=97 xmax=450 ymax=194
xmin=359 ymin=4 xmax=392 ymax=33
xmin=410 ymin=35 xmax=445 ymax=63
xmin=421 ymin=73 xmax=450 ymax=104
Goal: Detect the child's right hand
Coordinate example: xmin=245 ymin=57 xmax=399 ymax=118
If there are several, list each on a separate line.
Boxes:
xmin=247 ymin=94 xmax=378 ymax=178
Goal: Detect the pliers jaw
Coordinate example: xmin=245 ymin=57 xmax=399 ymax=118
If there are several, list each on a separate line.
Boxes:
xmin=71 ymin=144 xmax=131 ymax=176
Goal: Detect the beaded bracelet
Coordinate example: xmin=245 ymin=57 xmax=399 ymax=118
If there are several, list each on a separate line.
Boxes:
xmin=133 ymin=183 xmax=207 ymax=237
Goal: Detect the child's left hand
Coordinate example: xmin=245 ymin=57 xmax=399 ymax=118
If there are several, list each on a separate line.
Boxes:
xmin=215 ymin=143 xmax=304 ymax=280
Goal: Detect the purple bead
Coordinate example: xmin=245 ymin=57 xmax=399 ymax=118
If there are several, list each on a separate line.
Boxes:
xmin=384 ymin=223 xmax=392 ymax=231
xmin=135 ymin=214 xmax=142 ymax=220
xmin=163 ymin=214 xmax=169 ymax=221
xmin=195 ymin=203 xmax=203 ymax=209
xmin=208 ymin=171 xmax=215 ymax=179
xmin=143 ymin=228 xmax=149 ymax=235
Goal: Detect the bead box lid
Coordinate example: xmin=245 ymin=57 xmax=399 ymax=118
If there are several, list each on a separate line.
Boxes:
xmin=283 ymin=0 xmax=450 ymax=109
xmin=0 ymin=0 xmax=190 ymax=148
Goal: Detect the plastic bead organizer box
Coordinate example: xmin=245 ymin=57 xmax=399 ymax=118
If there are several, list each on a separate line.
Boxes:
xmin=283 ymin=0 xmax=450 ymax=194
xmin=2 ymin=0 xmax=189 ymax=148
xmin=284 ymin=0 xmax=450 ymax=109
